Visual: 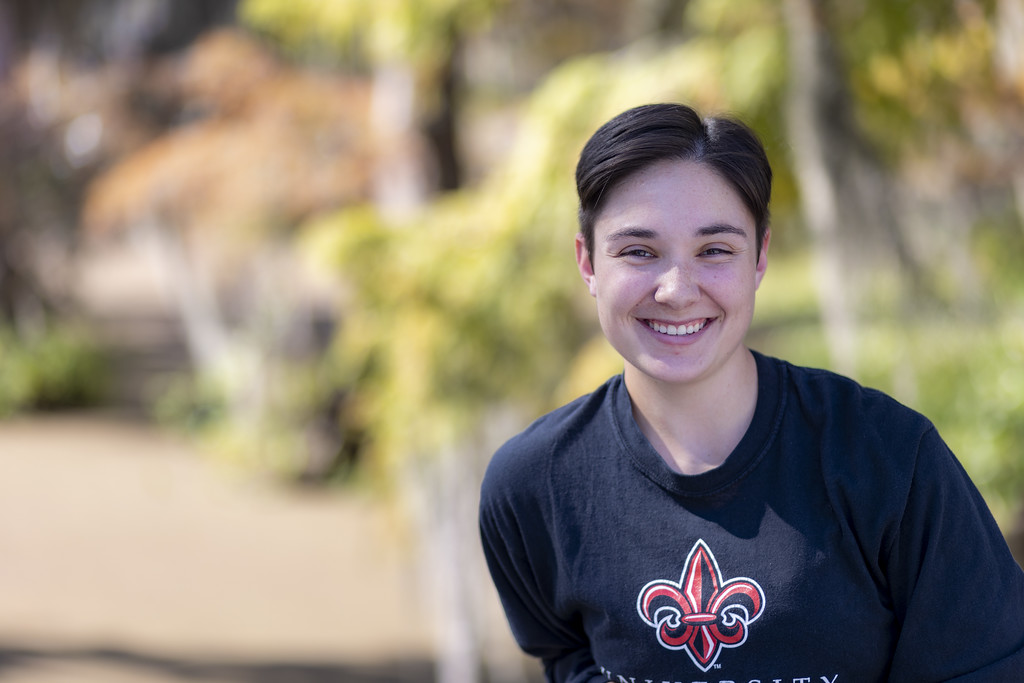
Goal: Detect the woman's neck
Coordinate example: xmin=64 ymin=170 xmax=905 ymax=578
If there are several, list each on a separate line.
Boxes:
xmin=624 ymin=348 xmax=759 ymax=475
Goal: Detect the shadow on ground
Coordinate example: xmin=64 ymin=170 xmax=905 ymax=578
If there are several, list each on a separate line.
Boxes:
xmin=0 ymin=644 xmax=435 ymax=682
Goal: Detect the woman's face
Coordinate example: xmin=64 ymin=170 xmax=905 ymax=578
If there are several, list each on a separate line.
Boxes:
xmin=576 ymin=159 xmax=768 ymax=392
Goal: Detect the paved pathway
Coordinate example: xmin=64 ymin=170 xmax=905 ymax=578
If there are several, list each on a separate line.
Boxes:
xmin=0 ymin=413 xmax=435 ymax=682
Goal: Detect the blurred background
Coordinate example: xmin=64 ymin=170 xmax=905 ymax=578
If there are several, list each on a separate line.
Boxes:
xmin=0 ymin=0 xmax=1022 ymax=681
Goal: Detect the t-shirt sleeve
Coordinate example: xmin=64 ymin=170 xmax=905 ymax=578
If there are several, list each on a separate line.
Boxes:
xmin=885 ymin=427 xmax=1024 ymax=681
xmin=479 ymin=472 xmax=604 ymax=683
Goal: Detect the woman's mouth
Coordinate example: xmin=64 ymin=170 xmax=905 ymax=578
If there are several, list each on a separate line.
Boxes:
xmin=645 ymin=318 xmax=709 ymax=336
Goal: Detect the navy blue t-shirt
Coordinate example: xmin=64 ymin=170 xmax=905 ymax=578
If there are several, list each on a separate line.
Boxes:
xmin=479 ymin=352 xmax=1024 ymax=682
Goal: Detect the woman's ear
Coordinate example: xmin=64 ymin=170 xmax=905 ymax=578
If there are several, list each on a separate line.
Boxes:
xmin=755 ymin=229 xmax=770 ymax=291
xmin=575 ymin=233 xmax=597 ymax=297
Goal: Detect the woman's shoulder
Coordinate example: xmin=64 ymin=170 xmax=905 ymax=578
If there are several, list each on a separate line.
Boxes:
xmin=769 ymin=354 xmax=933 ymax=432
xmin=481 ymin=375 xmax=622 ymax=499
xmin=763 ymin=353 xmax=941 ymax=487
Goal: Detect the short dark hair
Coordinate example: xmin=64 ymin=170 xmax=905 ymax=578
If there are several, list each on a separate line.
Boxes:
xmin=575 ymin=103 xmax=772 ymax=260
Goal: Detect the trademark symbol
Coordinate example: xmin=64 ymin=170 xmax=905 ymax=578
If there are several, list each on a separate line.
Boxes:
xmin=713 ymin=663 xmax=722 ymax=670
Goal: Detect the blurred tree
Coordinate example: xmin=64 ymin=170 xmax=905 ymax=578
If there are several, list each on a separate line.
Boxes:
xmin=0 ymin=0 xmax=237 ymax=327
xmin=770 ymin=0 xmax=1024 ymax=375
xmin=241 ymin=0 xmax=506 ymax=220
xmin=82 ymin=28 xmax=374 ymax=478
xmin=836 ymin=0 xmax=1023 ymax=293
xmin=783 ymin=0 xmax=876 ymax=375
xmin=0 ymin=0 xmax=238 ymax=402
xmin=996 ymin=0 xmax=1024 ymax=221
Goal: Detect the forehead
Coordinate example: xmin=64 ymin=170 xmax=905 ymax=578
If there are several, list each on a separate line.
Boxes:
xmin=595 ymin=159 xmax=754 ymax=240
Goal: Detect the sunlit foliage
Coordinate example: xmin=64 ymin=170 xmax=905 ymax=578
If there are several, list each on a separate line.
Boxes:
xmin=241 ymin=0 xmax=503 ymax=66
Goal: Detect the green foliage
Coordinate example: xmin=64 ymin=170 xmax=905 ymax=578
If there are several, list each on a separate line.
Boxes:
xmin=839 ymin=1 xmax=999 ymax=162
xmin=749 ymin=251 xmax=831 ymax=370
xmin=152 ymin=369 xmax=230 ymax=434
xmin=240 ymin=0 xmax=503 ymax=65
xmin=153 ymin=354 xmax=347 ymax=481
xmin=0 ymin=326 xmax=108 ymax=416
xmin=303 ymin=195 xmax=589 ymax=472
xmin=687 ymin=0 xmax=779 ymax=33
xmin=972 ymin=212 xmax=1024 ymax=297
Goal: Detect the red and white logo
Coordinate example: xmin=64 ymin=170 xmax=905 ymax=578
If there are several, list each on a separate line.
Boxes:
xmin=637 ymin=539 xmax=765 ymax=672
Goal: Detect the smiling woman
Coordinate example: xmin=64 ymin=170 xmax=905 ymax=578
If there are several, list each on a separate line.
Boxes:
xmin=479 ymin=103 xmax=1024 ymax=683
xmin=576 ymin=159 xmax=767 ymax=447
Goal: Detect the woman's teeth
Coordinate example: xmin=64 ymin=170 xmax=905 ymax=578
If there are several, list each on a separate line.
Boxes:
xmin=648 ymin=319 xmax=707 ymax=336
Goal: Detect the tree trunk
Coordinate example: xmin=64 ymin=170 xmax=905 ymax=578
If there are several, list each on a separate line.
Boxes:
xmin=401 ymin=446 xmax=483 ymax=683
xmin=783 ymin=0 xmax=931 ymax=376
xmin=402 ymin=406 xmax=531 ymax=683
xmin=424 ymin=26 xmax=463 ymax=193
xmin=130 ymin=218 xmax=230 ymax=374
xmin=996 ymin=0 xmax=1024 ymax=232
xmin=371 ymin=62 xmax=430 ymax=219
xmin=996 ymin=0 xmax=1024 ymax=87
xmin=782 ymin=0 xmax=858 ymax=374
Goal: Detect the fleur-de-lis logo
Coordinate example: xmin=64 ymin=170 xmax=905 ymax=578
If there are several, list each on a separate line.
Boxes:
xmin=637 ymin=539 xmax=765 ymax=672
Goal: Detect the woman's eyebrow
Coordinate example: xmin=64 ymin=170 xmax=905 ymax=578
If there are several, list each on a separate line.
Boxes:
xmin=605 ymin=227 xmax=657 ymax=242
xmin=696 ymin=224 xmax=749 ymax=239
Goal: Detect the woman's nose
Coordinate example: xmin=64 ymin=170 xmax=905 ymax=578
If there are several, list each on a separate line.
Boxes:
xmin=653 ymin=263 xmax=699 ymax=305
